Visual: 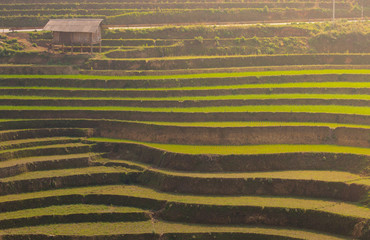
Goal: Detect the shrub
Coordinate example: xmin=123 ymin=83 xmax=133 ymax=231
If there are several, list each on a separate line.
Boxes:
xmin=234 ymin=36 xmax=247 ymax=44
xmin=250 ymin=36 xmax=261 ymax=45
xmin=29 ymin=31 xmax=52 ymax=40
xmin=5 ymin=38 xmax=17 ymax=44
xmin=214 ymin=36 xmax=220 ymax=46
xmin=10 ymin=42 xmax=24 ymax=50
xmin=194 ymin=36 xmax=204 ymax=44
xmin=265 ymin=47 xmax=276 ymax=54
xmin=0 ymin=46 xmax=16 ymax=57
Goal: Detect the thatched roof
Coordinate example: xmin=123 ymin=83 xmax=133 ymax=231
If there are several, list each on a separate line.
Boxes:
xmin=43 ymin=19 xmax=103 ymax=33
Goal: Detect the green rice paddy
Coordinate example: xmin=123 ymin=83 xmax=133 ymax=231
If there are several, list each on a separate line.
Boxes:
xmin=1 ymin=119 xmax=369 ymax=129
xmin=0 ymin=93 xmax=369 ymax=101
xmin=0 ymin=205 xmax=145 ymax=220
xmin=0 ymin=185 xmax=367 ymax=218
xmin=1 ymin=82 xmax=369 ymax=90
xmin=1 ymin=105 xmax=368 ymax=115
xmin=89 ymin=138 xmax=370 ymax=155
xmin=109 ymin=159 xmax=365 ymax=182
xmin=1 ymin=166 xmax=130 ymax=182
xmin=0 ymin=153 xmax=100 ymax=168
xmin=0 ymin=137 xmax=80 ymax=146
xmin=0 ymin=137 xmax=81 ymax=151
xmin=0 ymin=143 xmax=89 ymax=154
xmin=0 ymin=221 xmax=350 ymax=240
xmin=126 ymin=121 xmax=370 ymax=128
xmin=0 ymin=69 xmax=369 ymax=80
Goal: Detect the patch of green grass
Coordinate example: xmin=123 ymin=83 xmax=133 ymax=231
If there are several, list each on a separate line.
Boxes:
xmin=0 ymin=204 xmax=145 ymax=220
xmin=1 ymin=166 xmax=131 ymax=182
xmin=0 ymin=105 xmax=369 ymax=115
xmin=1 ymin=82 xmax=369 ymax=90
xmin=0 ymin=69 xmax=369 ymax=80
xmin=0 ymin=94 xmax=369 ymax=101
xmin=0 ymin=221 xmax=350 ymax=240
xmin=89 ymin=138 xmax=370 ymax=156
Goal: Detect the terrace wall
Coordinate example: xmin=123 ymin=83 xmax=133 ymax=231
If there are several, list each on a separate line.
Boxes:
xmin=87 ymin=54 xmax=370 ymax=70
xmin=92 ymin=121 xmax=370 ymax=147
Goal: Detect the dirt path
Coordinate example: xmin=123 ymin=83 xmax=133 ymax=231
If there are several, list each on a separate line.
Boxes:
xmin=0 ymin=19 xmax=363 ymax=32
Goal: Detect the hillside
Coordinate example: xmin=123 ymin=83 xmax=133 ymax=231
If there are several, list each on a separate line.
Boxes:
xmin=0 ymin=1 xmax=369 ymax=240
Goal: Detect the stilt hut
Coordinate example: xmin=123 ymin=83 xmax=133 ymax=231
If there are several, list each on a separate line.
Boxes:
xmin=43 ymin=18 xmax=103 ymax=53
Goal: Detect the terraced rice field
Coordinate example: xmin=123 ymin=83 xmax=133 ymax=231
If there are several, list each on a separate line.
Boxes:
xmin=0 ymin=66 xmax=369 ymax=239
xmin=0 ymin=3 xmax=369 ymax=239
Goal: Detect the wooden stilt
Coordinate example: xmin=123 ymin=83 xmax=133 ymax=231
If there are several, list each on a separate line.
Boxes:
xmin=99 ymin=42 xmax=101 ymax=53
xmin=90 ymin=32 xmax=93 ymax=54
xmin=80 ymin=44 xmax=83 ymax=53
xmin=71 ymin=44 xmax=73 ymax=55
xmin=62 ymin=44 xmax=64 ymax=53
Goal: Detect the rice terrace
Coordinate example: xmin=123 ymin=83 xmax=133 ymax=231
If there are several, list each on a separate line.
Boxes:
xmin=0 ymin=0 xmax=369 ymax=239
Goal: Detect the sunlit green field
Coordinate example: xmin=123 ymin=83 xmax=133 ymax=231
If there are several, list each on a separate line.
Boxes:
xmin=0 ymin=185 xmax=368 ymax=219
xmin=1 ymin=105 xmax=369 ymax=115
xmin=0 ymin=17 xmax=369 ymax=240
xmin=1 ymin=82 xmax=369 ymax=90
xmin=89 ymin=138 xmax=370 ymax=155
xmin=1 ymin=119 xmax=369 ymax=128
xmin=0 ymin=221 xmax=350 ymax=240
xmin=123 ymin=121 xmax=370 ymax=128
xmin=0 ymin=205 xmax=145 ymax=221
xmin=0 ymin=94 xmax=369 ymax=100
xmin=0 ymin=69 xmax=369 ymax=80
xmin=1 ymin=166 xmax=130 ymax=181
